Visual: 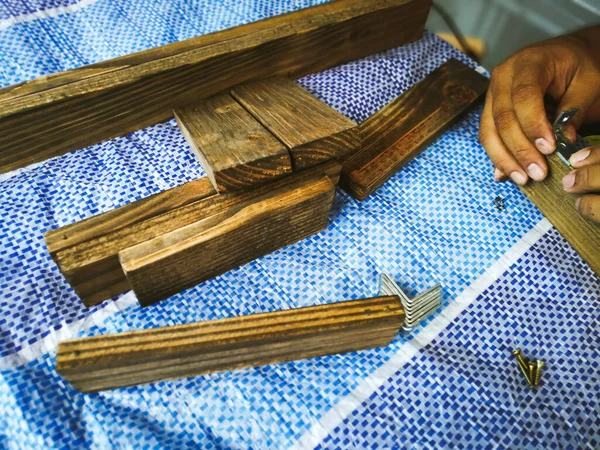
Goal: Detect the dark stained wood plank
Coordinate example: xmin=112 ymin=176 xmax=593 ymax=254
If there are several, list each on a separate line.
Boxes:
xmin=340 ymin=58 xmax=489 ymax=200
xmin=120 ymin=173 xmax=336 ymax=306
xmin=56 ymin=295 xmax=405 ymax=392
xmin=0 ymin=0 xmax=432 ymax=173
xmin=45 ymin=177 xmax=216 ymax=259
xmin=232 ymin=77 xmax=361 ymax=170
xmin=174 ymin=94 xmax=292 ymax=192
xmin=48 ymin=161 xmax=340 ymax=306
xmin=520 ymin=153 xmax=600 ymax=277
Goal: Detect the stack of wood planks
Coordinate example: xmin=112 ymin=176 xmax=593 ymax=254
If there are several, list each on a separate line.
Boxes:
xmin=45 ymin=73 xmax=357 ymax=307
xmin=46 ymin=161 xmax=340 ymax=307
xmin=35 ymin=0 xmax=444 ymax=308
xmin=45 ymin=58 xmax=490 ymax=307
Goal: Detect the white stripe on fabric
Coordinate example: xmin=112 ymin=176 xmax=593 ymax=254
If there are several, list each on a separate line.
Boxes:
xmin=0 ymin=0 xmax=99 ymax=31
xmin=291 ymin=218 xmax=553 ymax=450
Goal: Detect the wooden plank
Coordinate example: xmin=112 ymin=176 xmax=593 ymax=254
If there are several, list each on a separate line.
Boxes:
xmin=45 ymin=160 xmax=340 ymax=260
xmin=0 ymin=0 xmax=432 ymax=173
xmin=56 ymin=295 xmax=404 ymax=392
xmin=45 ymin=177 xmax=216 ymax=259
xmin=340 ymin=58 xmax=489 ymax=200
xmin=174 ymin=94 xmax=292 ymax=192
xmin=48 ymin=161 xmax=340 ymax=306
xmin=232 ymin=77 xmax=361 ymax=170
xmin=120 ymin=173 xmax=336 ymax=306
xmin=520 ymin=153 xmax=600 ymax=277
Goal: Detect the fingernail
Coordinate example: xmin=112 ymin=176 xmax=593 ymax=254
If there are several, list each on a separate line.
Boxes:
xmin=527 ymin=163 xmax=546 ymax=181
xmin=535 ymin=138 xmax=554 ymax=155
xmin=570 ymin=148 xmax=591 ymax=165
xmin=575 ymin=197 xmax=581 ymax=210
xmin=562 ymin=171 xmax=576 ymax=190
xmin=510 ymin=171 xmax=527 ymax=185
xmin=493 ymin=167 xmax=503 ymax=181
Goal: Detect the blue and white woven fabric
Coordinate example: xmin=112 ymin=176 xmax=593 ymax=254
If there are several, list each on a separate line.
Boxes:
xmin=0 ymin=1 xmax=598 ymax=448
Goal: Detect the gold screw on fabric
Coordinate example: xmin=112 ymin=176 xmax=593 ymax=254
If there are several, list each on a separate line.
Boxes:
xmin=512 ymin=349 xmax=545 ymax=389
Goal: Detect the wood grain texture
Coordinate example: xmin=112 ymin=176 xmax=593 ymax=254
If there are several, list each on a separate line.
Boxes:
xmin=520 ymin=153 xmax=600 ymax=277
xmin=0 ymin=0 xmax=432 ymax=173
xmin=120 ymin=173 xmax=336 ymax=306
xmin=45 ymin=177 xmax=216 ymax=259
xmin=174 ymin=94 xmax=291 ymax=192
xmin=232 ymin=77 xmax=360 ymax=169
xmin=47 ymin=161 xmax=340 ymax=306
xmin=340 ymin=58 xmax=489 ymax=200
xmin=56 ymin=295 xmax=405 ymax=392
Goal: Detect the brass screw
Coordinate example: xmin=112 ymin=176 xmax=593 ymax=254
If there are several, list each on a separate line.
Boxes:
xmin=528 ymin=361 xmax=536 ymax=387
xmin=512 ymin=349 xmax=529 ymax=371
xmin=534 ymin=360 xmax=545 ymax=388
xmin=512 ymin=349 xmax=525 ymax=365
xmin=513 ymin=349 xmax=534 ymax=388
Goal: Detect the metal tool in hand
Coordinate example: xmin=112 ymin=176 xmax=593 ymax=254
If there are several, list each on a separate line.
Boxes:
xmin=553 ymin=108 xmax=580 ymax=166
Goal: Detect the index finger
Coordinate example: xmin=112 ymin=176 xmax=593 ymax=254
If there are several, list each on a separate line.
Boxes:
xmin=510 ymin=51 xmax=556 ymax=154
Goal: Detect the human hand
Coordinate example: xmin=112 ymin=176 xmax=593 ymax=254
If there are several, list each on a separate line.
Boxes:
xmin=478 ymin=32 xmax=600 ymax=186
xmin=564 ymin=146 xmax=600 ymax=224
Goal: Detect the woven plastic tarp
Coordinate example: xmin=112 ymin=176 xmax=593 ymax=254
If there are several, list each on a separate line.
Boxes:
xmin=0 ymin=1 xmax=599 ymax=449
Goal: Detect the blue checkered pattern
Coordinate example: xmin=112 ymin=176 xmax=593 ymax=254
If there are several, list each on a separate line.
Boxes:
xmin=1 ymin=1 xmax=598 ymax=449
xmin=317 ymin=228 xmax=600 ymax=450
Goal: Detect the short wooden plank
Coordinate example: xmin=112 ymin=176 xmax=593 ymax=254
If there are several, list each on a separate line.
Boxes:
xmin=56 ymin=295 xmax=405 ymax=392
xmin=232 ymin=77 xmax=361 ymax=170
xmin=520 ymin=153 xmax=600 ymax=277
xmin=49 ymin=161 xmax=340 ymax=306
xmin=340 ymin=58 xmax=489 ymax=200
xmin=0 ymin=0 xmax=432 ymax=173
xmin=45 ymin=177 xmax=216 ymax=259
xmin=174 ymin=94 xmax=292 ymax=192
xmin=120 ymin=173 xmax=336 ymax=306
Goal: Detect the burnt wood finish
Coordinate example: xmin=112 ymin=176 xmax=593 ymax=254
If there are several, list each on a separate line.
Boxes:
xmin=56 ymin=295 xmax=405 ymax=392
xmin=340 ymin=58 xmax=489 ymax=200
xmin=45 ymin=177 xmax=216 ymax=259
xmin=232 ymin=77 xmax=361 ymax=169
xmin=520 ymin=153 xmax=600 ymax=277
xmin=0 ymin=0 xmax=432 ymax=173
xmin=174 ymin=94 xmax=292 ymax=192
xmin=120 ymin=173 xmax=336 ymax=306
xmin=46 ymin=161 xmax=340 ymax=306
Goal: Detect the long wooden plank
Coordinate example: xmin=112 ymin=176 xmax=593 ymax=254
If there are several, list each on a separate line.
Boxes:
xmin=47 ymin=161 xmax=340 ymax=306
xmin=340 ymin=58 xmax=489 ymax=200
xmin=520 ymin=153 xmax=600 ymax=276
xmin=231 ymin=77 xmax=360 ymax=169
xmin=120 ymin=173 xmax=336 ymax=306
xmin=56 ymin=295 xmax=405 ymax=392
xmin=0 ymin=0 xmax=432 ymax=173
xmin=174 ymin=94 xmax=292 ymax=192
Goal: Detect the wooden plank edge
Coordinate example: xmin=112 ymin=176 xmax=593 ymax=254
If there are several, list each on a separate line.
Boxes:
xmin=340 ymin=58 xmax=489 ymax=201
xmin=519 ymin=153 xmax=600 ymax=276
xmin=44 ymin=177 xmax=216 ymax=258
xmin=56 ymin=295 xmax=404 ymax=391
